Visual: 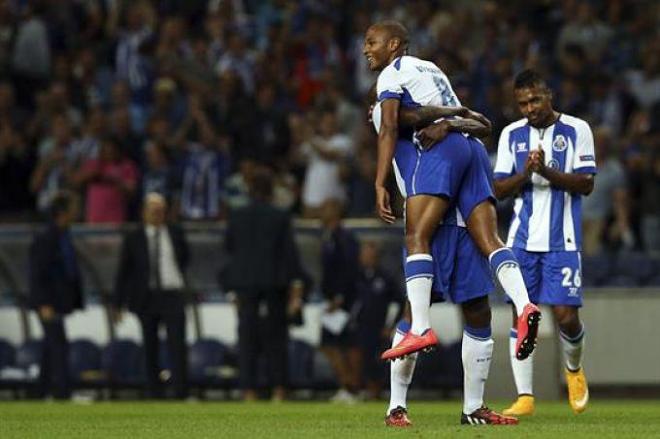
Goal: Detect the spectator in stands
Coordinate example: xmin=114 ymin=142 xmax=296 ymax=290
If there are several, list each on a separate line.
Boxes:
xmin=30 ymin=114 xmax=77 ymax=213
xmin=222 ymin=166 xmax=306 ymax=401
xmin=73 ymin=136 xmax=139 ymax=224
xmin=354 ymin=241 xmax=403 ymax=400
xmin=0 ymin=116 xmax=34 ymax=220
xmin=300 ymin=109 xmax=353 ymax=218
xmin=318 ymin=199 xmax=361 ymax=403
xmin=28 ymin=191 xmax=83 ymax=400
xmin=141 ymin=142 xmax=177 ymax=204
xmin=113 ymin=193 xmax=190 ymax=399
xmin=177 ymin=93 xmax=228 ymax=220
xmin=582 ymin=127 xmax=634 ymax=255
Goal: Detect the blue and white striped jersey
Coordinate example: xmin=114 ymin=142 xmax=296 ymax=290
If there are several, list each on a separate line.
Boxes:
xmin=376 ymin=55 xmax=461 ymax=109
xmin=494 ymin=114 xmax=597 ymax=252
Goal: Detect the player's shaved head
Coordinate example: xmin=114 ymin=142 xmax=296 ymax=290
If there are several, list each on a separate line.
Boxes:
xmin=370 ymin=20 xmax=409 ymax=49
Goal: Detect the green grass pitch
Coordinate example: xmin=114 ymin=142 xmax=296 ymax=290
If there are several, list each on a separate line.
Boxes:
xmin=1 ymin=400 xmax=659 ymax=438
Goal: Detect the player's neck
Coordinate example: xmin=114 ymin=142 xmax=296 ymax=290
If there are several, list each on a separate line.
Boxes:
xmin=532 ymin=110 xmax=560 ymax=129
xmin=386 ymin=51 xmax=406 ymax=67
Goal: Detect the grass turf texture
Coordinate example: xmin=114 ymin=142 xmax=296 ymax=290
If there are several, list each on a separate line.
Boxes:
xmin=1 ymin=400 xmax=659 ymax=438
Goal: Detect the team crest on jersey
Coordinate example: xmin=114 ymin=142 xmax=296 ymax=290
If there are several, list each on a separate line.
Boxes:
xmin=552 ymin=135 xmax=567 ymax=152
xmin=548 ymin=159 xmax=560 ymax=170
xmin=516 ymin=142 xmax=527 ymax=152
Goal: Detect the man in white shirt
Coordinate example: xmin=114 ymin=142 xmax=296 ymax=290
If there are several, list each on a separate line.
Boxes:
xmin=114 ymin=193 xmax=190 ymax=399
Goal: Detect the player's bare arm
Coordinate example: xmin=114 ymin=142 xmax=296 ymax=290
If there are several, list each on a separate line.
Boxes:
xmin=399 ymin=106 xmax=492 ymax=135
xmin=375 ymin=98 xmax=399 ymax=224
xmin=531 ymin=149 xmax=595 ymax=195
xmin=414 ymin=118 xmax=492 ymax=149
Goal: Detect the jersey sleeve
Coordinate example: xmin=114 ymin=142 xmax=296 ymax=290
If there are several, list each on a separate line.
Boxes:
xmin=376 ymin=65 xmax=403 ymax=101
xmin=573 ymin=121 xmax=597 ymax=174
xmin=494 ymin=126 xmax=516 ymax=179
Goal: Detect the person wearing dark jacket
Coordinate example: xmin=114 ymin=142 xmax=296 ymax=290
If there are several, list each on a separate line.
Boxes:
xmin=29 ymin=191 xmax=83 ymax=399
xmin=354 ymin=241 xmax=404 ymax=399
xmin=113 ymin=192 xmax=190 ymax=399
xmin=318 ymin=198 xmax=361 ymax=403
xmin=222 ymin=166 xmax=305 ymax=401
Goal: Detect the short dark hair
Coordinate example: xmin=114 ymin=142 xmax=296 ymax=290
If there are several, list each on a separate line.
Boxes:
xmin=49 ymin=191 xmax=74 ymax=220
xmin=373 ymin=20 xmax=409 ymax=49
xmin=514 ymin=69 xmax=548 ymax=90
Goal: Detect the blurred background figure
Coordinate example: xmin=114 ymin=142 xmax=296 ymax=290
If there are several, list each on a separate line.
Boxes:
xmin=113 ymin=193 xmax=189 ymax=399
xmin=28 ymin=191 xmax=83 ymax=400
xmin=582 ymin=127 xmax=633 ymax=255
xmin=354 ymin=241 xmax=403 ymax=400
xmin=300 ymin=109 xmax=353 ymax=218
xmin=318 ymin=199 xmax=361 ymax=403
xmin=222 ymin=166 xmax=305 ymax=402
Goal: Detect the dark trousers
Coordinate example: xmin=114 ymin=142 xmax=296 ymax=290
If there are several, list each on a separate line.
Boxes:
xmin=38 ymin=317 xmax=70 ymax=399
xmin=138 ymin=291 xmax=188 ymax=399
xmin=237 ymin=289 xmax=288 ymax=390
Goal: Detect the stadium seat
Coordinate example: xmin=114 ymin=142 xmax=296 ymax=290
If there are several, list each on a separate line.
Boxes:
xmin=188 ymin=338 xmax=231 ymax=386
xmin=101 ymin=339 xmax=144 ymax=387
xmin=15 ymin=340 xmax=43 ymax=373
xmin=0 ymin=338 xmax=15 ymax=370
xmin=68 ymin=339 xmax=103 ymax=386
xmin=612 ymin=252 xmax=655 ymax=285
xmin=287 ymin=339 xmax=315 ymax=389
xmin=582 ymin=254 xmax=613 ymax=287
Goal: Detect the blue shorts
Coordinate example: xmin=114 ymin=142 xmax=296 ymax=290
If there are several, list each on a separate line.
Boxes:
xmin=393 ymin=135 xmax=495 ymax=222
xmin=511 ymin=248 xmax=583 ymax=307
xmin=403 ymin=225 xmax=494 ymax=304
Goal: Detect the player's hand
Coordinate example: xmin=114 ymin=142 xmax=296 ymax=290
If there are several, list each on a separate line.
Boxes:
xmin=530 ymin=148 xmax=546 ymax=173
xmin=459 ymin=107 xmax=492 ymax=129
xmin=375 ymin=186 xmax=395 ymax=223
xmin=416 ymin=120 xmax=450 ymax=149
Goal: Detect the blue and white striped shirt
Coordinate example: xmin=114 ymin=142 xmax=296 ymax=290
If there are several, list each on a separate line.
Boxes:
xmin=494 ymin=114 xmax=597 ymax=252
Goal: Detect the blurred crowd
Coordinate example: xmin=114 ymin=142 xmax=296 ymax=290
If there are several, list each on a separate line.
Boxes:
xmin=0 ymin=0 xmax=658 ymax=253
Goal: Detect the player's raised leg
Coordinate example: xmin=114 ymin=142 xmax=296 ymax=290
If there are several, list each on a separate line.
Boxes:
xmin=504 ymin=307 xmax=536 ymax=416
xmin=554 ymin=305 xmax=588 ymax=414
xmin=460 ymin=297 xmax=518 ymax=425
xmin=381 ymin=194 xmax=448 ymax=361
xmin=466 ymin=201 xmax=541 ymax=360
xmin=385 ymin=318 xmax=416 ymax=427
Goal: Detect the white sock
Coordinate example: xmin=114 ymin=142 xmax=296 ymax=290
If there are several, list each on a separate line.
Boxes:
xmin=559 ymin=325 xmax=585 ymax=371
xmin=509 ymin=328 xmax=534 ymax=395
xmin=388 ymin=327 xmax=418 ymax=414
xmin=462 ymin=328 xmax=494 ymax=414
xmin=489 ymin=248 xmax=530 ymax=316
xmin=405 ymin=254 xmax=434 ymax=335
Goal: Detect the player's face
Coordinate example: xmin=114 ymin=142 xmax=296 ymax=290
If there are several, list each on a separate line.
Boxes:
xmin=363 ymin=26 xmax=391 ymax=71
xmin=514 ymin=86 xmax=553 ymax=127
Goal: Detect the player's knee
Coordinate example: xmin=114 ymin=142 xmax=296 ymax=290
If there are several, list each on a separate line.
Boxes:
xmin=554 ymin=306 xmax=580 ymax=333
xmin=462 ymin=296 xmax=491 ymax=328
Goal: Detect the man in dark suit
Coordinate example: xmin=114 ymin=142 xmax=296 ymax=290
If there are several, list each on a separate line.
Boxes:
xmin=114 ymin=193 xmax=190 ymax=399
xmin=223 ymin=166 xmax=305 ymax=401
xmin=29 ymin=191 xmax=83 ymax=400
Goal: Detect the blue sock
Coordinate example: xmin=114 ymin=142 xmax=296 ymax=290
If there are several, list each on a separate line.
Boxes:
xmin=464 ymin=325 xmax=492 ymax=341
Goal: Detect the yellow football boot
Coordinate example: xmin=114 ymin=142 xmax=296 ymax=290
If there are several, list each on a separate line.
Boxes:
xmin=502 ymin=395 xmax=535 ymax=416
xmin=566 ymin=367 xmax=589 ymax=414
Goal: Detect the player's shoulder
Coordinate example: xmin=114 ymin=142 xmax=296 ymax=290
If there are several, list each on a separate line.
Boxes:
xmin=560 ymin=114 xmax=592 ymax=133
xmin=501 ymin=118 xmax=528 ymax=136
